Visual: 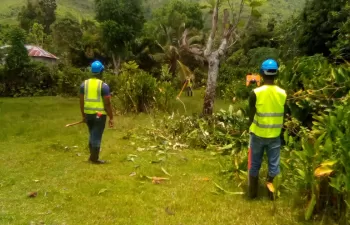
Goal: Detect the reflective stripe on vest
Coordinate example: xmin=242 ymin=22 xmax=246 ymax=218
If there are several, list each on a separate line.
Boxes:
xmin=249 ymin=85 xmax=286 ymax=138
xmin=83 ymin=78 xmax=106 ymax=115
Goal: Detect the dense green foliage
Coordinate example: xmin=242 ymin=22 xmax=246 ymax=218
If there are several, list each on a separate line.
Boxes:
xmin=298 ymin=0 xmax=350 ymax=58
xmin=5 ymin=27 xmax=29 ymax=71
xmin=111 ymin=61 xmax=176 ymax=113
xmin=18 ymin=0 xmax=57 ymax=33
xmin=95 ymin=0 xmax=145 ymax=64
xmin=51 ymin=16 xmax=83 ymax=64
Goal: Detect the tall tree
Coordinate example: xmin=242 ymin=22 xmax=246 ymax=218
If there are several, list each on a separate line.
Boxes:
xmin=298 ymin=0 xmax=349 ymax=57
xmin=152 ymin=0 xmax=204 ymax=32
xmin=183 ymin=0 xmax=265 ymax=115
xmin=331 ymin=16 xmax=350 ymax=62
xmin=18 ymin=0 xmax=38 ymax=32
xmin=52 ymin=17 xmax=83 ymax=64
xmin=37 ymin=0 xmax=57 ymax=34
xmin=95 ymin=0 xmax=145 ymax=74
xmin=6 ymin=27 xmax=30 ymax=72
xmin=28 ymin=22 xmax=44 ymax=47
xmin=18 ymin=0 xmax=57 ymax=34
xmin=81 ymin=20 xmax=105 ymax=61
xmin=144 ymin=0 xmax=205 ymax=77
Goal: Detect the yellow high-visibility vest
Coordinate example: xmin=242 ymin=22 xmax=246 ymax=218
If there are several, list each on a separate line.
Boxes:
xmin=187 ymin=79 xmax=192 ymax=87
xmin=83 ymin=78 xmax=106 ymax=115
xmin=249 ymin=85 xmax=287 ymax=138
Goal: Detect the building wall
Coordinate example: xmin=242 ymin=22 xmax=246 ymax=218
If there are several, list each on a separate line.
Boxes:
xmin=31 ymin=57 xmax=58 ymax=65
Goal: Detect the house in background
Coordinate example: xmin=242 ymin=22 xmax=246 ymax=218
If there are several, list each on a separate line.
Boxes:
xmin=25 ymin=45 xmax=59 ymax=64
xmin=0 ymin=45 xmax=59 ymax=65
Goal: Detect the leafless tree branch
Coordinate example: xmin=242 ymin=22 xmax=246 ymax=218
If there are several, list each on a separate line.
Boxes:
xmin=180 ymin=28 xmax=204 ymax=56
xmin=222 ymin=9 xmax=229 ymax=37
xmin=225 ymin=0 xmax=245 ymax=38
xmin=204 ymin=0 xmax=220 ymax=57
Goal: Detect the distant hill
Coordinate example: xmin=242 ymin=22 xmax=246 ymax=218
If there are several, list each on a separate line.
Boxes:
xmin=261 ymin=0 xmax=305 ymax=21
xmin=145 ymin=0 xmax=306 ymax=21
xmin=0 ymin=0 xmax=305 ymax=25
xmin=0 ymin=0 xmax=94 ymax=24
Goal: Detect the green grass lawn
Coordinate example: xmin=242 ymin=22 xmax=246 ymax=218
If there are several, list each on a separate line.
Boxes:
xmin=0 ymin=95 xmax=311 ymax=225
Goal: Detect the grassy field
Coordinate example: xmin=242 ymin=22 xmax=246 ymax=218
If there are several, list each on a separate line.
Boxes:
xmin=0 ymin=93 xmax=311 ymax=225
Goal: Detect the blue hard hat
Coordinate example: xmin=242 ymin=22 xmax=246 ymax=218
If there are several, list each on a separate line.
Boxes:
xmin=91 ymin=60 xmax=104 ymax=73
xmin=260 ymin=59 xmax=278 ymax=76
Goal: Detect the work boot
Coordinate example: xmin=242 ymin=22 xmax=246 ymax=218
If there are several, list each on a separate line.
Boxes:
xmin=266 ymin=176 xmax=275 ymax=200
xmin=248 ymin=175 xmax=259 ymax=199
xmin=88 ymin=143 xmax=93 ymax=161
xmin=89 ymin=147 xmax=106 ymax=164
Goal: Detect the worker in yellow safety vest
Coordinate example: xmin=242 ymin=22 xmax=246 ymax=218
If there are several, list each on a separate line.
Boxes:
xmin=186 ymin=77 xmax=193 ymax=97
xmin=79 ymin=60 xmax=114 ymax=164
xmin=248 ymin=59 xmax=287 ymax=200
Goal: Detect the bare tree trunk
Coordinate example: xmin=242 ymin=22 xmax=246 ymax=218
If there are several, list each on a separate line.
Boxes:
xmin=201 ymin=0 xmax=245 ymax=116
xmin=203 ymin=53 xmax=220 ymax=115
xmin=181 ymin=0 xmax=248 ymax=115
xmin=112 ymin=53 xmax=121 ymax=75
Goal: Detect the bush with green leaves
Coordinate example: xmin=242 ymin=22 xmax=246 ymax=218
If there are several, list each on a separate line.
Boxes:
xmin=0 ymin=61 xmax=58 ymax=97
xmin=278 ymin=55 xmax=350 ymax=126
xmin=112 ymin=61 xmax=176 ymax=113
xmin=217 ymin=63 xmax=251 ymax=99
xmin=281 ymin=93 xmax=350 ymax=222
xmin=5 ymin=27 xmax=30 ymax=72
xmin=57 ymin=66 xmax=90 ymax=96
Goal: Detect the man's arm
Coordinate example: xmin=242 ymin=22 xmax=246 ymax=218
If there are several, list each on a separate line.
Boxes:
xmin=79 ymin=83 xmax=85 ymax=121
xmin=102 ymin=84 xmax=114 ymax=121
xmin=104 ymin=97 xmax=114 ymax=120
xmin=248 ymin=91 xmax=256 ymax=127
xmin=280 ymin=102 xmax=288 ymax=145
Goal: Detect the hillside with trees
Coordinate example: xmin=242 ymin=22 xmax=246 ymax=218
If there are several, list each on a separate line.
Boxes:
xmin=0 ymin=0 xmax=94 ymax=24
xmin=0 ymin=0 xmax=305 ymax=24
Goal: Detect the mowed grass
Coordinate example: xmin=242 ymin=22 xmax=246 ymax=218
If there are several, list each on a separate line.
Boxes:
xmin=0 ymin=94 xmax=309 ymax=225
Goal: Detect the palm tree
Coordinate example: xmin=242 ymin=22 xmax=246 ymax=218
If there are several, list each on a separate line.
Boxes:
xmin=151 ymin=24 xmax=205 ymax=80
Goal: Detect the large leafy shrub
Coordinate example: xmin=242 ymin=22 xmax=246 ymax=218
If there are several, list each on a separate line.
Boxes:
xmin=0 ymin=62 xmax=58 ymax=97
xmin=282 ymin=94 xmax=350 ymax=222
xmin=113 ymin=61 xmax=176 ymax=113
xmin=57 ymin=66 xmax=89 ymax=96
xmin=278 ymin=55 xmax=350 ymax=126
xmin=217 ymin=64 xmax=251 ymax=99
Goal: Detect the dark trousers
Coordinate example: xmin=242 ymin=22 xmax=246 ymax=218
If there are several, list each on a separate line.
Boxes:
xmin=86 ymin=114 xmax=106 ymax=149
xmin=186 ymin=87 xmax=193 ymax=96
xmin=248 ymin=133 xmax=281 ymax=178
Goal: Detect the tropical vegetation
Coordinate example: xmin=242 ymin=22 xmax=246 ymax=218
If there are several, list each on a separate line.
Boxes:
xmin=0 ymin=0 xmax=350 ymax=224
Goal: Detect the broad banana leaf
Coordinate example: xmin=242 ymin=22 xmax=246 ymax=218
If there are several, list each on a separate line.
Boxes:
xmin=314 ymin=166 xmax=334 ymax=177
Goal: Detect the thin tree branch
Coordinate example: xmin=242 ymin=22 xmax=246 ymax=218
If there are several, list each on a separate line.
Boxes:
xmin=180 ymin=28 xmax=204 ymax=56
xmin=243 ymin=8 xmax=254 ymax=32
xmin=287 ymin=86 xmax=346 ymax=100
xmin=225 ymin=0 xmax=245 ymax=38
xmin=228 ymin=39 xmax=238 ymax=49
xmin=204 ymin=0 xmax=220 ymax=57
xmin=222 ymin=9 xmax=229 ymax=37
xmin=217 ymin=38 xmax=228 ymax=56
xmin=180 ymin=29 xmax=189 ymax=48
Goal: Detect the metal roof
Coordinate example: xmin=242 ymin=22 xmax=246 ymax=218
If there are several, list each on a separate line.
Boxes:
xmin=0 ymin=45 xmax=59 ymax=60
xmin=25 ymin=45 xmax=59 ymax=60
